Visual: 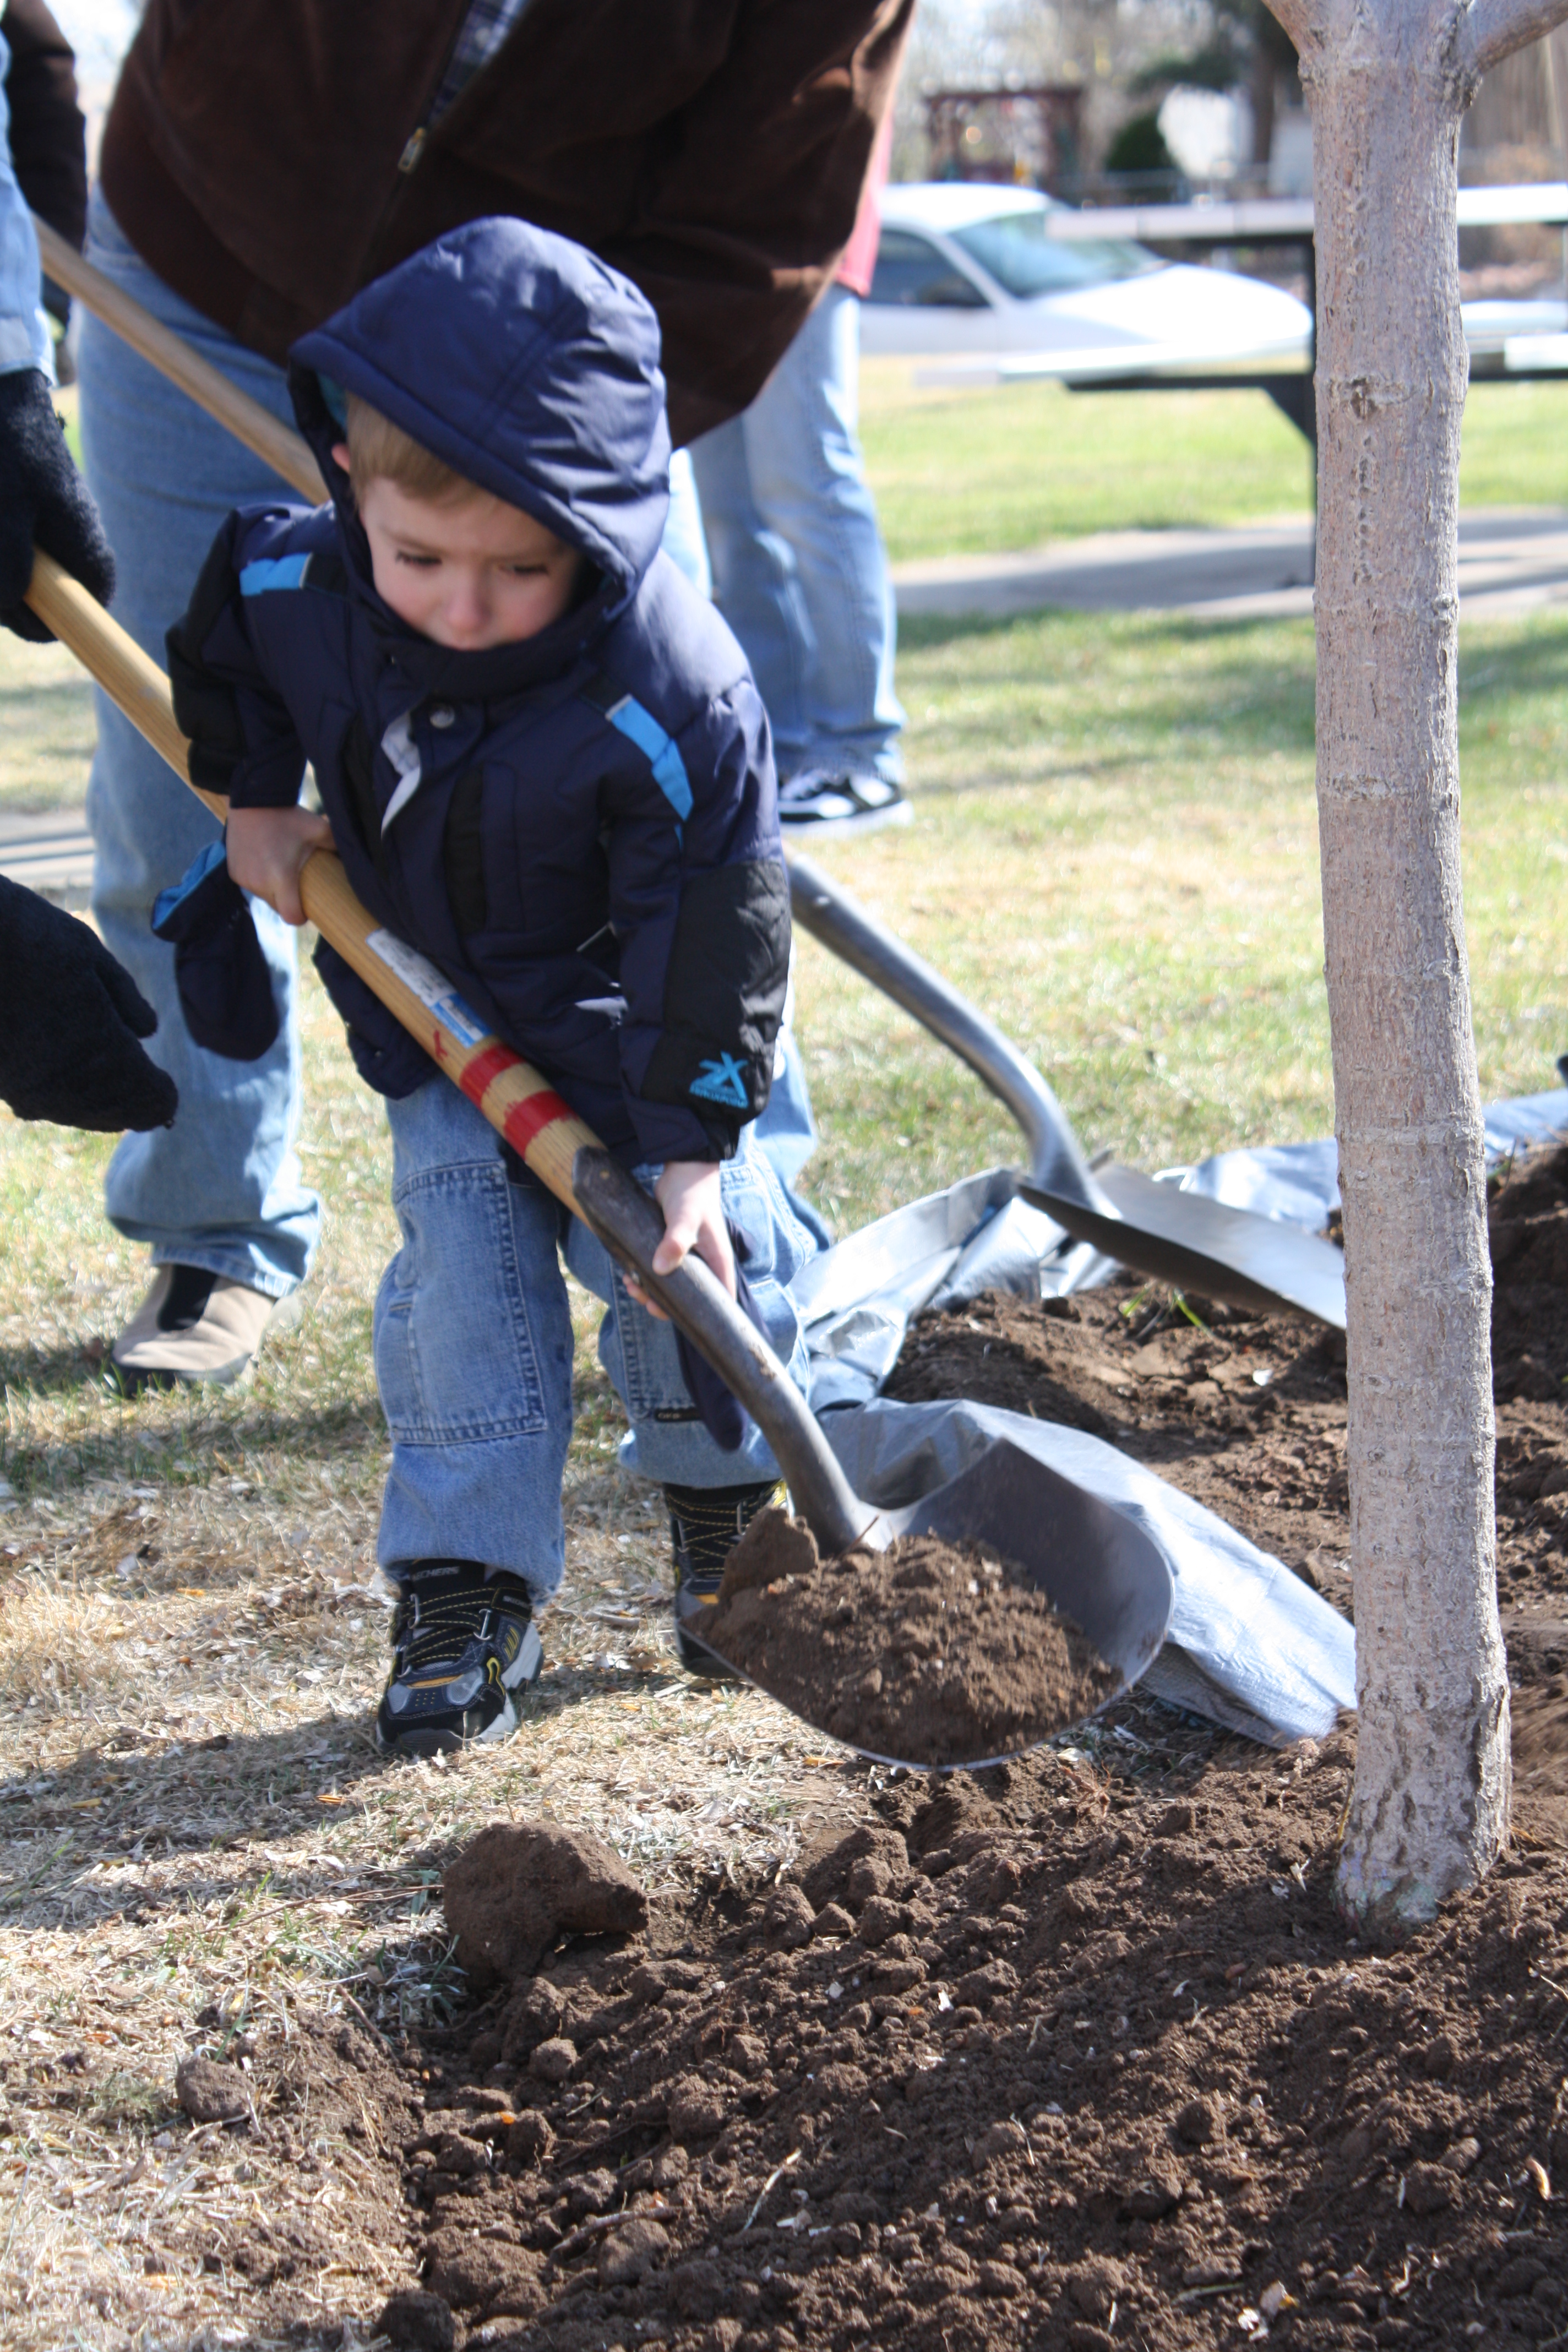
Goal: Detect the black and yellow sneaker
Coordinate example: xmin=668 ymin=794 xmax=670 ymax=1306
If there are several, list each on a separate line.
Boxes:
xmin=375 ymin=1560 xmax=543 ymax=1756
xmin=665 ymin=1480 xmax=781 ymax=1676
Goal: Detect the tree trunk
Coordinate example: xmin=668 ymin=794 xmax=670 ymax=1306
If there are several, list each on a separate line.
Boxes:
xmin=1281 ymin=0 xmax=1530 ymax=1932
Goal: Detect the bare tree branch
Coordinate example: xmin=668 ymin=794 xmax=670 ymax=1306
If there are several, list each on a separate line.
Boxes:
xmin=1462 ymin=0 xmax=1568 ymax=77
xmin=1260 ymin=0 xmax=1314 ymax=52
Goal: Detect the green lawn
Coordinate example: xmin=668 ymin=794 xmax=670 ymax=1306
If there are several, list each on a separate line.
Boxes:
xmin=793 ymin=605 xmax=1568 ymax=1226
xmin=859 ymin=365 xmax=1568 ymax=560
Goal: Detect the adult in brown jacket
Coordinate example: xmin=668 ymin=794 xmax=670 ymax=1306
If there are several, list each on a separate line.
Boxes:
xmin=80 ymin=0 xmax=911 ymax=1395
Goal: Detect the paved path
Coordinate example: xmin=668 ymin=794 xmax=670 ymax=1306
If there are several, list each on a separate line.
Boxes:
xmin=8 ymin=505 xmax=1568 ymax=897
xmin=0 ymin=805 xmax=95 ymax=901
xmin=891 ymin=503 xmax=1568 ymax=622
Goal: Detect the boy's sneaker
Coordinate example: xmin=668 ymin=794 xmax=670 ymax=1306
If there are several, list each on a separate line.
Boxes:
xmin=376 ymin=1560 xmax=543 ymax=1756
xmin=666 ymin=1479 xmax=781 ymax=1675
xmin=777 ymin=767 xmax=911 ymax=840
xmin=110 ymin=1265 xmax=286 ymax=1393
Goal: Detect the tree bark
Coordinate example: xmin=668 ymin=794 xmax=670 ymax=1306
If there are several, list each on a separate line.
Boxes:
xmin=1266 ymin=0 xmax=1568 ymax=1931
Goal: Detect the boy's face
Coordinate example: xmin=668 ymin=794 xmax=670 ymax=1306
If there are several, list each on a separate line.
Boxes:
xmin=338 ymin=454 xmax=583 ymax=650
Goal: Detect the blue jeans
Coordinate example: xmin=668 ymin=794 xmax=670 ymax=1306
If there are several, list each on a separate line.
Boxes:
xmin=78 ymin=194 xmax=320 ymax=1298
xmin=689 ymin=285 xmax=904 ymax=786
xmin=374 ymin=1079 xmax=820 ymax=1596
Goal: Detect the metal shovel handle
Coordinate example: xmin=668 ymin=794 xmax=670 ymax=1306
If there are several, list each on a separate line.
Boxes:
xmin=23 ymin=549 xmax=870 ymax=1556
xmin=787 ymin=853 xmax=1104 ymax=1208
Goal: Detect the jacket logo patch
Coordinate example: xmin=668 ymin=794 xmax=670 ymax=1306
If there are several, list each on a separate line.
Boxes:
xmin=689 ymin=1053 xmax=749 ymax=1109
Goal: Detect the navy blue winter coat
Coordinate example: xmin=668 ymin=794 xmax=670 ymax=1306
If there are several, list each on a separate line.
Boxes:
xmin=166 ymin=217 xmax=789 ymax=1167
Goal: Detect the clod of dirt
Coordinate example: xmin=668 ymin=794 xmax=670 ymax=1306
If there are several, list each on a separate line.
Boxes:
xmin=597 ymin=2214 xmax=669 ymax=2285
xmin=529 ymin=2035 xmax=577 ymax=2084
xmin=174 ymin=2054 xmax=248 ymax=2124
xmin=704 ymin=1507 xmax=1118 ymax=1766
xmin=375 ymin=2289 xmax=455 ymax=2352
xmin=442 ymin=1820 xmax=648 ymax=1984
xmin=1173 ymin=2093 xmax=1218 ymax=2146
xmin=666 ymin=2075 xmax=728 ymax=2140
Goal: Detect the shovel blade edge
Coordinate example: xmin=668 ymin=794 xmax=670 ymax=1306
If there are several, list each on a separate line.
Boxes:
xmin=1023 ymin=1162 xmax=1347 ymax=1330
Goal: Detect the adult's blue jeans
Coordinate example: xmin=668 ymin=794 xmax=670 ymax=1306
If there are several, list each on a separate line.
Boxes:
xmin=78 ymin=194 xmax=320 ymax=1298
xmin=374 ymin=1077 xmax=820 ymax=1596
xmin=689 ymin=284 xmax=905 ymax=787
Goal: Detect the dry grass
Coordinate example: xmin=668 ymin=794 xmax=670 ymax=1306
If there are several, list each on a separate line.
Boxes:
xmin=0 ymin=962 xmax=870 ymax=2349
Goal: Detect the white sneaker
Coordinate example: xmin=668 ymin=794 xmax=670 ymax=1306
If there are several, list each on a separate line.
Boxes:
xmin=777 ymin=768 xmax=912 ymax=840
xmin=110 ymin=1265 xmax=288 ymax=1393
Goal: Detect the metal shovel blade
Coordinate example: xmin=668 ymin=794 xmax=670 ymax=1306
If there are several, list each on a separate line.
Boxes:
xmin=1021 ymin=1162 xmax=1347 ymax=1329
xmin=789 ymin=855 xmax=1347 ymax=1329
xmin=677 ymin=1435 xmax=1175 ymax=1772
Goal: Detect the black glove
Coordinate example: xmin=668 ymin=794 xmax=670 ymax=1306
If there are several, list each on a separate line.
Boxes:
xmin=0 ymin=873 xmax=178 ymax=1130
xmin=0 ymin=367 xmax=115 ymax=641
xmin=152 ymin=839 xmax=280 ymax=1062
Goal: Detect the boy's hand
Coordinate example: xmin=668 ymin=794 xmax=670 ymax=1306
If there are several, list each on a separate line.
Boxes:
xmin=625 ymin=1161 xmax=734 ymax=1317
xmin=226 ymin=805 xmax=335 ymax=926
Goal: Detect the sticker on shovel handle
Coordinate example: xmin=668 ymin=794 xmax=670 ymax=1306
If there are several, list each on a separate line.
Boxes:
xmin=366 ymin=928 xmax=488 ymax=1049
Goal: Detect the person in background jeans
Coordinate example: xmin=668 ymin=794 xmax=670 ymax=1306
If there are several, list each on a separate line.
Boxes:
xmin=78 ymin=0 xmax=911 ymax=1391
xmin=690 ymin=105 xmax=906 ymax=840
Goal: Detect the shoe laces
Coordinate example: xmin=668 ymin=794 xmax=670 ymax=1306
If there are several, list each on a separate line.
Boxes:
xmin=393 ymin=1575 xmax=527 ymax=1677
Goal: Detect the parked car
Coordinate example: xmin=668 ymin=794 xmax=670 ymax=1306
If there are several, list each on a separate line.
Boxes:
xmin=862 ymin=182 xmax=1313 ymax=380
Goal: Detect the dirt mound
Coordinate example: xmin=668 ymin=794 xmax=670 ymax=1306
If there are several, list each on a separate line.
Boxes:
xmin=399 ymin=1739 xmax=1568 ymax=2351
xmin=1490 ymin=1140 xmax=1568 ymax=1400
xmin=883 ymin=1141 xmax=1568 ymax=1650
xmin=444 ymin=1821 xmax=649 ymax=1985
xmin=703 ymin=1510 xmax=1118 ymax=1767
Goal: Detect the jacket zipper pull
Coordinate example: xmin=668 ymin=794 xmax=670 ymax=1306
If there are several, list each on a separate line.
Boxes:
xmin=397 ymin=127 xmax=428 ymax=175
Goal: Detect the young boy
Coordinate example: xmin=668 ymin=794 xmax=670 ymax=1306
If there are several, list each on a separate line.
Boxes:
xmin=165 ymin=217 xmax=819 ymax=1756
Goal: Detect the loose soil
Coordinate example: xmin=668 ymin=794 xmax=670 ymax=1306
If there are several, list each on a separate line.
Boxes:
xmin=382 ymin=1737 xmax=1568 ymax=2352
xmin=703 ymin=1512 xmax=1118 ymax=1768
xmin=349 ymin=1143 xmax=1568 ymax=2351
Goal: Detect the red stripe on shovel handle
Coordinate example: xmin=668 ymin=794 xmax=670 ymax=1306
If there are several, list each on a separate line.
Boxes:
xmin=458 ymin=1042 xmax=522 ymax=1107
xmin=501 ymin=1089 xmax=578 ymax=1156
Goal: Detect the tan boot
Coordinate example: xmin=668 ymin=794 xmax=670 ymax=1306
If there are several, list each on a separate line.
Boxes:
xmin=110 ymin=1265 xmax=284 ymax=1393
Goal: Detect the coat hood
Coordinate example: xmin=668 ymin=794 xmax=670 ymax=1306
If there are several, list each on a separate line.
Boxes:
xmin=289 ymin=217 xmax=672 ymax=604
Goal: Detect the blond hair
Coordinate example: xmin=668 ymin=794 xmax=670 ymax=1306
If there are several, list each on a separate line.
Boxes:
xmin=341 ymin=391 xmax=482 ymax=504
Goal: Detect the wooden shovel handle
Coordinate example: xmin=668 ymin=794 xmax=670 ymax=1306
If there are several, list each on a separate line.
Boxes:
xmin=35 ymin=217 xmax=323 ymax=504
xmin=24 ymin=548 xmax=872 ymax=1550
xmin=23 ymin=548 xmax=598 ymax=1205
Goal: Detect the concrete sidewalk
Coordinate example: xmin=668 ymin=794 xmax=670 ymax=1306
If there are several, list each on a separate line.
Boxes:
xmin=891 ymin=503 xmax=1568 ymax=623
xmin=0 ymin=805 xmax=95 ymax=902
xmin=8 ymin=504 xmax=1568 ymax=899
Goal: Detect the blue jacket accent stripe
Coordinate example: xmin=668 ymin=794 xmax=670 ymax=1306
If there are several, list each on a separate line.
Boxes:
xmin=239 ymin=554 xmax=311 ymax=597
xmin=602 ymin=693 xmax=693 ymax=823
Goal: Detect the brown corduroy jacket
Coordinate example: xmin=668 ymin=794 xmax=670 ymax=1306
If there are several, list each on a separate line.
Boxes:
xmin=99 ymin=0 xmax=912 ymax=444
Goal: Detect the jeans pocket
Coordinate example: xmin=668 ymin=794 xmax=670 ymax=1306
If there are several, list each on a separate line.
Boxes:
xmin=374 ymin=1161 xmax=549 ymax=1442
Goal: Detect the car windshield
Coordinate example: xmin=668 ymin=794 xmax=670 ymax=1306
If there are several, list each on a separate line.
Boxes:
xmin=869 ymin=230 xmax=989 ymax=308
xmin=950 ymin=210 xmax=1162 ymax=299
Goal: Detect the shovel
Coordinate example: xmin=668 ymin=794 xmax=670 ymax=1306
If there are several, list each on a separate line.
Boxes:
xmin=37 ymin=213 xmax=1342 ymax=1331
xmin=788 ymin=856 xmax=1348 ymax=1329
xmin=25 ymin=551 xmax=1174 ymax=1766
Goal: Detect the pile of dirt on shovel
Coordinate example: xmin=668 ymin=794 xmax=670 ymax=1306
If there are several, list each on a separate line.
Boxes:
xmin=702 ymin=1511 xmax=1118 ymax=1767
xmin=392 ymin=1734 xmax=1568 ymax=2352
